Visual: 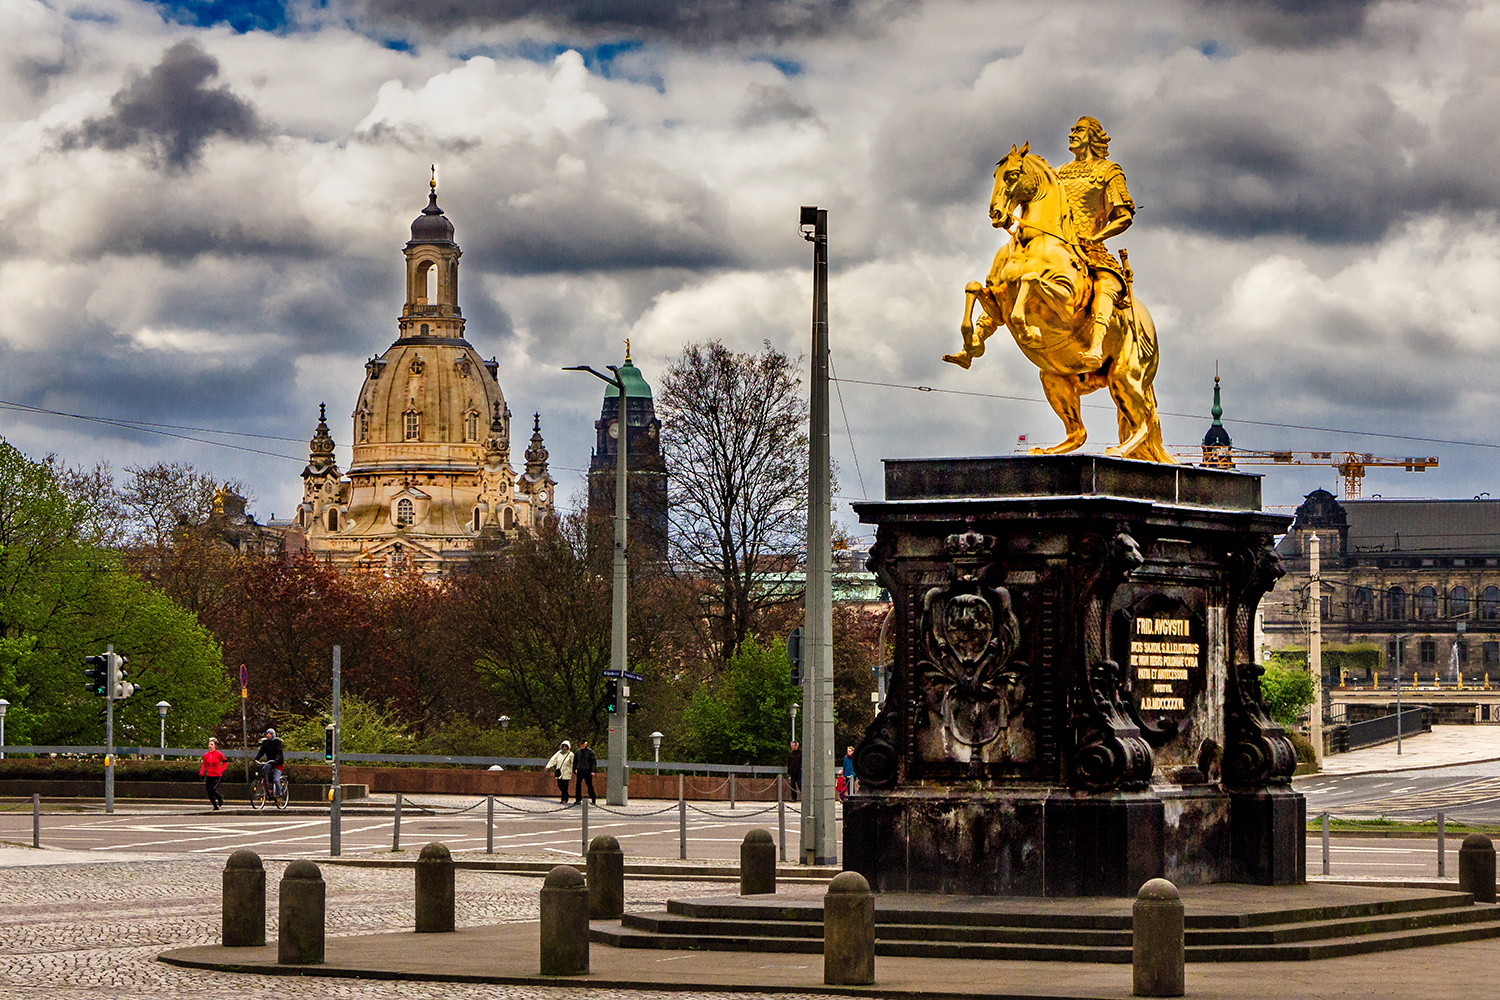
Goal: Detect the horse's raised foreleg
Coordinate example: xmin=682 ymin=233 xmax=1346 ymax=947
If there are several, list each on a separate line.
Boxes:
xmin=1029 ymin=372 xmax=1088 ymax=455
xmin=1006 ymin=278 xmax=1044 ymax=348
xmin=944 ymin=282 xmax=993 ymax=369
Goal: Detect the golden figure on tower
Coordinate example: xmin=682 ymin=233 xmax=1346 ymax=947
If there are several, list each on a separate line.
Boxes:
xmin=944 ymin=116 xmax=1173 ymax=463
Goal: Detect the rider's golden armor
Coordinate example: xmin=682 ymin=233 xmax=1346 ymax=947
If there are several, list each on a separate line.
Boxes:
xmin=1055 ymin=157 xmax=1133 ymax=287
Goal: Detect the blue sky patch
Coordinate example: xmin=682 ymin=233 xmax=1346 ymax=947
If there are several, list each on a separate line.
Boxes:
xmin=148 ymin=0 xmax=289 ymax=34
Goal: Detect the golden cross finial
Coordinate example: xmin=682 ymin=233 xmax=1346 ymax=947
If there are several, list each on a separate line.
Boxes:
xmin=624 ymin=338 xmax=631 ymax=362
xmin=430 ymin=164 xmax=437 ymax=192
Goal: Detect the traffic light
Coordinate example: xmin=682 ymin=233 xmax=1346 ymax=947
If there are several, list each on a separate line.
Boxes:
xmin=627 ymin=700 xmax=641 ymax=715
xmin=787 ymin=626 xmax=805 ymax=686
xmin=604 ymin=679 xmax=618 ymax=714
xmin=324 ymin=723 xmax=335 ymax=761
xmin=111 ymin=654 xmax=138 ymax=700
xmin=83 ymin=655 xmax=108 ymax=696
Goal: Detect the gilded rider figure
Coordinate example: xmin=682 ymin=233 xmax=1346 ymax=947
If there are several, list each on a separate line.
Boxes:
xmin=1056 ymin=116 xmax=1135 ymax=369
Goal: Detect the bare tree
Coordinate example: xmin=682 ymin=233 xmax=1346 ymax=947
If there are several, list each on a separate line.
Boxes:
xmin=658 ymin=340 xmax=809 ymax=661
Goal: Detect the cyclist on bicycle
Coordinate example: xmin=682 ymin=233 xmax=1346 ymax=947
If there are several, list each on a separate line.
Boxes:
xmin=254 ymin=728 xmax=285 ymax=797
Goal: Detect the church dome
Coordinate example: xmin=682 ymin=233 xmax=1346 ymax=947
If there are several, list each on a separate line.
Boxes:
xmin=409 ymin=189 xmax=455 ymax=245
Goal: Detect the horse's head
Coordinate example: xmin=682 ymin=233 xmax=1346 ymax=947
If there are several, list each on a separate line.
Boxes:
xmin=990 ymin=142 xmax=1035 ymax=229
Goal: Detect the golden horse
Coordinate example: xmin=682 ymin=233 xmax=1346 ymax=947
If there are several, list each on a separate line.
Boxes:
xmin=944 ymin=143 xmax=1173 ymax=463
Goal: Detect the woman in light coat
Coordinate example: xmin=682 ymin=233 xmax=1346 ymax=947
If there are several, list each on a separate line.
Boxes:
xmin=545 ymin=741 xmax=574 ymax=804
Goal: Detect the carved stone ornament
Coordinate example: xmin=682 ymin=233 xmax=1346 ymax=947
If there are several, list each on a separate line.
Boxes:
xmin=1223 ymin=661 xmax=1297 ymax=788
xmin=1071 ymin=658 xmax=1154 ymax=791
xmin=915 ymin=522 xmax=1033 ymax=771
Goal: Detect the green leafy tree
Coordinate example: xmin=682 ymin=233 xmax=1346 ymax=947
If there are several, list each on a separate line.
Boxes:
xmin=0 ymin=438 xmax=232 ymax=746
xmin=275 ymin=694 xmax=414 ymax=754
xmin=682 ymin=637 xmax=800 ymax=765
xmin=1260 ymin=658 xmax=1315 ymax=727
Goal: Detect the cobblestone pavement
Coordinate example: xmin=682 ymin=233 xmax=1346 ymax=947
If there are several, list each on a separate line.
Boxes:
xmin=0 ymin=856 xmax=834 ymax=999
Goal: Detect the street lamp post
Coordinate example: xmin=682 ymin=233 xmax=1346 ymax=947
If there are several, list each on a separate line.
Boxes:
xmin=790 ymin=702 xmax=799 ymax=745
xmin=0 ymin=699 xmax=8 ymax=759
xmin=1395 ymin=634 xmax=1408 ymax=755
xmin=156 ymin=701 xmax=170 ymax=759
xmin=498 ymin=715 xmax=510 ymax=731
xmin=565 ymin=360 xmax=630 ymax=806
xmin=650 ymin=731 xmax=664 ymax=773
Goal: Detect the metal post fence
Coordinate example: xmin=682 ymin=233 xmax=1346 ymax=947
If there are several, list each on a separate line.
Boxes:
xmin=729 ymin=773 xmax=736 ymax=810
xmin=1438 ymin=812 xmax=1446 ymax=878
xmin=486 ymin=795 xmax=494 ymax=854
xmin=32 ymin=793 xmax=39 ymax=849
xmin=581 ymin=797 xmax=589 ymax=856
xmin=678 ymin=774 xmax=687 ymax=861
xmin=1321 ymin=811 xmax=1330 ymax=875
xmin=778 ymin=775 xmax=786 ymax=862
xmin=393 ymin=793 xmax=403 ymax=852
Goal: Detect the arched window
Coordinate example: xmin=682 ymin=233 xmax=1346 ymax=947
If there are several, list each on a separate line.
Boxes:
xmin=466 ymin=411 xmax=479 ymax=442
xmin=472 ymin=507 xmax=482 ymax=531
xmin=1483 ymin=586 xmax=1500 ymax=621
xmin=503 ymin=507 xmax=514 ymax=530
xmin=1354 ymin=586 xmax=1373 ymax=621
xmin=420 ymin=323 xmax=429 ymax=336
xmin=396 ymin=498 xmax=414 ymax=526
xmin=1451 ymin=586 xmax=1470 ymax=619
xmin=404 ymin=410 xmax=419 ymax=441
xmin=326 ymin=509 xmax=339 ymax=531
xmin=1417 ymin=586 xmax=1439 ymax=619
xmin=1388 ymin=587 xmax=1407 ymax=620
xmin=426 ymin=262 xmax=437 ymax=303
xmin=358 ymin=409 xmax=369 ymax=442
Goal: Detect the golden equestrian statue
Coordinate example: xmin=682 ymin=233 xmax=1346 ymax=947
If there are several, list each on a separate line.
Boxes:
xmin=944 ymin=116 xmax=1173 ymax=463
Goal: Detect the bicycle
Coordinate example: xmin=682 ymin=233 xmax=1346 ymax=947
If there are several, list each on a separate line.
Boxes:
xmin=250 ymin=764 xmax=291 ymax=811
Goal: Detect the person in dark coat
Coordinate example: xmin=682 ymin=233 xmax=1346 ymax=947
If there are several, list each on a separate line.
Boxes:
xmin=573 ymin=739 xmax=598 ymax=805
xmin=787 ymin=741 xmax=802 ymax=800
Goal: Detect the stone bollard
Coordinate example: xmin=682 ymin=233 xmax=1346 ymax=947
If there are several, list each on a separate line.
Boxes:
xmin=1133 ymin=878 xmax=1185 ymax=997
xmin=277 ymin=860 xmax=326 ymax=965
xmin=222 ymin=849 xmax=266 ymax=947
xmin=740 ymin=829 xmax=777 ymax=896
xmin=415 ymin=842 xmax=456 ymax=933
xmin=823 ymin=870 xmax=875 ymax=986
xmin=587 ymin=835 xmax=625 ymax=919
xmin=539 ymin=865 xmax=589 ymax=976
xmin=1460 ymin=833 xmax=1497 ymax=904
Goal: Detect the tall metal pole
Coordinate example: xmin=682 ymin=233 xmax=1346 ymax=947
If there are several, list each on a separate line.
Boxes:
xmin=1396 ymin=636 xmax=1404 ymax=755
xmin=105 ymin=644 xmax=115 ymax=815
xmin=608 ymin=372 xmax=630 ymax=806
xmin=800 ymin=206 xmax=836 ymax=865
xmin=566 ymin=361 xmax=633 ymax=807
xmin=331 ymin=645 xmax=342 ymax=856
xmin=1309 ymin=533 xmax=1324 ymax=768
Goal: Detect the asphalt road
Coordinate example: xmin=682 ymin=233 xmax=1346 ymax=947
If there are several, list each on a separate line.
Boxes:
xmin=1296 ymin=760 xmax=1500 ymax=824
xmin=0 ymin=794 xmax=806 ymax=862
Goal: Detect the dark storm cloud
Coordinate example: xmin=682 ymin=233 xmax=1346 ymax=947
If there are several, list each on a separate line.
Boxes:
xmin=1132 ymin=91 xmax=1426 ymax=244
xmin=62 ymin=39 xmax=262 ymax=169
xmin=356 ymin=0 xmax=912 ymax=44
xmin=1188 ymin=0 xmax=1374 ymax=49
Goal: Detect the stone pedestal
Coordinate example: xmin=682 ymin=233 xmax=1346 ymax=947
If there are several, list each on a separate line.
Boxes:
xmin=846 ymin=455 xmax=1304 ymax=896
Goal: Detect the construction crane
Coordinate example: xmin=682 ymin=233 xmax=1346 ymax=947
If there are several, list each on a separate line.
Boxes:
xmin=1184 ymin=445 xmax=1437 ymax=499
xmin=1173 ymin=376 xmax=1438 ymax=499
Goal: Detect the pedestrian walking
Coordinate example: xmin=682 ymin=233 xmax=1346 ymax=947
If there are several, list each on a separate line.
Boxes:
xmin=573 ymin=739 xmax=598 ymax=805
xmin=199 ymin=737 xmax=228 ymax=811
xmin=546 ymin=740 xmax=574 ymax=803
xmin=842 ymin=745 xmax=856 ymax=797
xmin=787 ymin=741 xmax=802 ymax=800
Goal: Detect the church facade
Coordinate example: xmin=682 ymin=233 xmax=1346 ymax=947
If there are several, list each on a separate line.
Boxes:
xmin=289 ymin=181 xmax=555 ymax=573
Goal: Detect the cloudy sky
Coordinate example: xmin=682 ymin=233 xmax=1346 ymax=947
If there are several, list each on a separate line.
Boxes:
xmin=3 ymin=0 xmax=1499 ymax=541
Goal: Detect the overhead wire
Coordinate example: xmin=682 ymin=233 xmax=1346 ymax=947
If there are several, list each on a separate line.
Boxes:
xmin=830 ymin=377 xmax=1500 ymax=452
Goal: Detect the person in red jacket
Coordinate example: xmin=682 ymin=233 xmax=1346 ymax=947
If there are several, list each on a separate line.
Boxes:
xmin=199 ymin=738 xmax=228 ymax=811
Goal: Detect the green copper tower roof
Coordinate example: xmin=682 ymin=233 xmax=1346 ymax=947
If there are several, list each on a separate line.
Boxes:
xmin=608 ymin=342 xmax=652 ymax=400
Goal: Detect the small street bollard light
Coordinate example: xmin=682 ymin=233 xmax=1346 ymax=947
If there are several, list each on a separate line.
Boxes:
xmin=650 ymin=731 xmax=664 ymax=773
xmin=0 ymin=698 xmax=8 ymax=759
xmin=498 ymin=715 xmax=510 ymax=731
xmin=156 ymin=701 xmax=171 ymax=759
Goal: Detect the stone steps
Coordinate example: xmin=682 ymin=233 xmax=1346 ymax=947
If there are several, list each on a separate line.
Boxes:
xmin=590 ymin=891 xmax=1500 ymax=962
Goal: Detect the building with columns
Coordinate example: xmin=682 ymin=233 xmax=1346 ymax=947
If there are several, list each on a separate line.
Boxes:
xmin=290 ymin=180 xmax=555 ymax=573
